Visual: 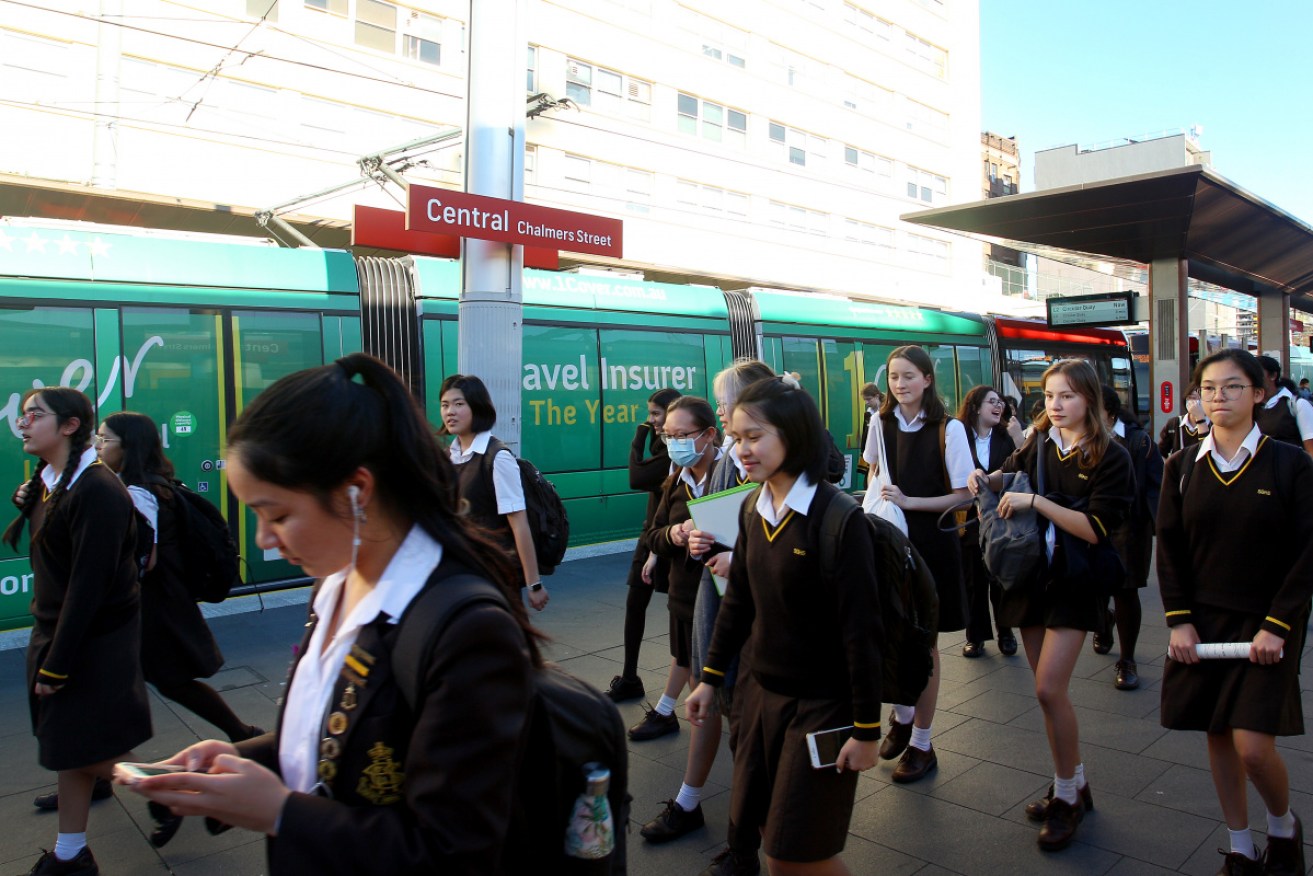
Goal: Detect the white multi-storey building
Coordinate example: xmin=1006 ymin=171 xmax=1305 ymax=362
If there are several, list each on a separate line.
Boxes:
xmin=0 ymin=0 xmax=1001 ymax=311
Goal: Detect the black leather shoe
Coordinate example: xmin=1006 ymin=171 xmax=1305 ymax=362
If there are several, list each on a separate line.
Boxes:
xmin=606 ymin=675 xmax=645 ymax=703
xmin=998 ymin=630 xmax=1018 ymax=656
xmin=27 ymin=847 xmax=98 ymax=875
xmin=1264 ymin=813 xmax=1305 ymax=876
xmin=640 ymin=799 xmax=705 ymax=843
xmin=963 ymin=640 xmax=985 ymax=658
xmin=1038 ymin=796 xmax=1084 ymax=851
xmin=1092 ymin=630 xmax=1113 ymax=655
xmin=32 ymin=778 xmax=114 ymax=811
xmin=700 ymin=846 xmax=762 ymax=876
xmin=1026 ymin=783 xmax=1094 ymax=822
xmin=628 ymin=705 xmax=679 ymax=741
xmin=1216 ymin=848 xmax=1264 ymax=876
xmin=891 ymin=745 xmax=937 ymax=783
xmin=879 ymin=711 xmax=912 ymax=761
xmin=148 ymin=800 xmax=184 ymax=848
xmin=1114 ymin=660 xmax=1140 ymax=691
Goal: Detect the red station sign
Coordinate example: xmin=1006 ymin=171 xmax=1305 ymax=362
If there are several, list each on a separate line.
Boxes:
xmin=1160 ymin=381 xmax=1174 ymax=414
xmin=352 ymin=205 xmax=559 ymax=269
xmin=407 ymin=184 xmax=623 ymax=258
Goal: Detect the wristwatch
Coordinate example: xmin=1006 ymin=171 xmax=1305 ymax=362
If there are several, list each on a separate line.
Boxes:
xmin=527 ymin=582 xmax=544 ymax=592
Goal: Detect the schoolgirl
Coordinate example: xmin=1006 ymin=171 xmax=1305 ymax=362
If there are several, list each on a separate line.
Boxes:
xmin=687 ymin=376 xmax=882 ymax=876
xmin=608 ymin=387 xmax=681 ymax=703
xmin=127 ymin=354 xmax=542 ymax=875
xmin=967 ymin=359 xmax=1133 ymax=851
xmin=628 ymin=397 xmax=721 ymax=752
xmin=440 ymin=374 xmax=548 ymax=611
xmin=1158 ymin=383 xmax=1210 ymax=457
xmin=866 ymin=345 xmax=972 ymax=783
xmin=1093 ymin=388 xmax=1163 ymax=692
xmin=1254 ymin=355 xmax=1313 ymax=455
xmin=96 ymin=412 xmax=266 ymax=846
xmin=6 ymin=388 xmax=151 ymax=876
xmin=1158 ymin=349 xmax=1312 ymax=876
xmin=956 ymin=385 xmax=1017 ymax=659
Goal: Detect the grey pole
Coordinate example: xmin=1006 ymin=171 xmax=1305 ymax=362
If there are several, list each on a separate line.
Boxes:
xmin=458 ymin=0 xmax=527 ymax=450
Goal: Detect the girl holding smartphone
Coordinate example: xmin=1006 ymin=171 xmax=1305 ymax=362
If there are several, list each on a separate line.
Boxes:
xmin=1158 ymin=349 xmax=1312 ymax=876
xmin=687 ymin=376 xmax=882 ymax=876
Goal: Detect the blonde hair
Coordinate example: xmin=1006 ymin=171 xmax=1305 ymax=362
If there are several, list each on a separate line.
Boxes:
xmin=712 ymin=359 xmax=776 ymax=411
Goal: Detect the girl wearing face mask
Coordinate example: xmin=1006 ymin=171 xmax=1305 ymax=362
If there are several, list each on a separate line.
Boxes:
xmin=608 ymin=387 xmax=682 ymax=704
xmin=627 ymin=397 xmax=719 ymax=770
xmin=866 ymin=345 xmax=973 ymax=785
xmin=6 ymin=388 xmax=151 ymax=876
xmin=968 ymin=359 xmax=1134 ymax=851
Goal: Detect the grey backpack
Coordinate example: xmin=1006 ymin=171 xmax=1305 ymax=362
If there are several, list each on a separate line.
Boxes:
xmin=976 ymin=434 xmax=1046 ymax=592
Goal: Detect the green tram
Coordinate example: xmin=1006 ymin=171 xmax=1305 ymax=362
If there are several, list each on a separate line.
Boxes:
xmin=0 ymin=223 xmax=1134 ymax=630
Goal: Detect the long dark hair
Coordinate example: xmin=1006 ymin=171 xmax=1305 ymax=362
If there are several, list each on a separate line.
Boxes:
xmin=102 ymin=411 xmax=175 ymax=494
xmin=957 ymin=384 xmax=1001 ymax=435
xmin=665 ymin=395 xmax=719 ymax=437
xmin=734 ymin=377 xmax=828 ymax=483
xmin=648 ymin=387 xmax=681 ymax=409
xmin=4 ymin=387 xmax=95 ymax=551
xmin=228 ymin=353 xmax=543 ymax=662
xmin=879 ymin=345 xmax=948 ymax=425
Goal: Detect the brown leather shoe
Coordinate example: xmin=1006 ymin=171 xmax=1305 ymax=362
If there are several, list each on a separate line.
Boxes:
xmin=891 ymin=745 xmax=937 ymax=783
xmin=878 ymin=711 xmax=912 ymax=761
xmin=1037 ymin=796 xmax=1084 ymax=851
xmin=1114 ymin=660 xmax=1140 ymax=691
xmin=1025 ymin=782 xmax=1094 ymax=822
xmin=1264 ymin=813 xmax=1305 ymax=876
xmin=1216 ymin=848 xmax=1264 ymax=876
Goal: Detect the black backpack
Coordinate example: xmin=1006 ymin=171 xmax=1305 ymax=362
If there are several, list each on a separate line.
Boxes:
xmin=483 ymin=438 xmax=570 ymax=576
xmin=170 ymin=481 xmax=242 ymax=603
xmin=818 ymin=490 xmax=938 ymax=706
xmin=393 ymin=570 xmax=629 ymax=875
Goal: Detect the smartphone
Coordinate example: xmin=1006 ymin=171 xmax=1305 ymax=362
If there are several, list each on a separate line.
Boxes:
xmin=806 ymin=725 xmax=854 ymax=770
xmin=114 ymin=762 xmax=189 ymax=782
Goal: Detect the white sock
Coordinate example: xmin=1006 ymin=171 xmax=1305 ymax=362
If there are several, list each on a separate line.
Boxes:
xmin=54 ymin=832 xmax=87 ymax=862
xmin=656 ymin=695 xmax=678 ymax=717
xmin=892 ymin=704 xmax=915 ymax=725
xmin=1267 ymin=809 xmax=1297 ymax=839
xmin=1074 ymin=763 xmax=1086 ymax=789
xmin=909 ymin=725 xmax=933 ymax=752
xmin=674 ymin=782 xmax=703 ymax=812
xmin=1229 ymin=827 xmax=1257 ymax=859
xmin=1053 ymin=774 xmax=1079 ymax=805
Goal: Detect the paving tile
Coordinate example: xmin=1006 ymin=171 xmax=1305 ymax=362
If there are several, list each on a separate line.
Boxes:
xmin=951 ymin=689 xmax=1041 ymax=725
xmin=928 ymin=760 xmax=1053 ymax=817
xmin=1006 ymin=703 xmax=1169 ymax=755
xmin=838 ymin=833 xmax=925 ymax=876
xmin=1061 ymin=786 xmax=1220 ymax=869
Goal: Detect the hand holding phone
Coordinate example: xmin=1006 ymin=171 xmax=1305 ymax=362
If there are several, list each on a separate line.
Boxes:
xmin=806 ymin=725 xmax=854 ymax=770
xmin=114 ymin=762 xmax=191 ymax=784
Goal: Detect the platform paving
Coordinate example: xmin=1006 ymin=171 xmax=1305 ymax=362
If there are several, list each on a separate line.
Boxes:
xmin=0 ymin=550 xmax=1310 ymax=875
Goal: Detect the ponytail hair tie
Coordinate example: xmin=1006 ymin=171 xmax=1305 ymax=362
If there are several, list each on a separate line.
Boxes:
xmin=779 ymin=372 xmax=803 ymax=391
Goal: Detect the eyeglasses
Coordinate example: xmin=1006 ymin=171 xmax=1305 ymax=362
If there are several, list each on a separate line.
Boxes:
xmin=1200 ymin=383 xmax=1253 ymax=400
xmin=984 ymin=398 xmax=1005 ymax=407
xmin=17 ymin=409 xmax=50 ymax=427
xmin=661 ymin=429 xmax=706 ymax=444
xmin=93 ymin=435 xmax=120 ymax=447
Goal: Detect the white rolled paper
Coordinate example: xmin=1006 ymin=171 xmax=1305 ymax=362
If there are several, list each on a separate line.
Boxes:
xmin=1191 ymin=642 xmax=1283 ymax=660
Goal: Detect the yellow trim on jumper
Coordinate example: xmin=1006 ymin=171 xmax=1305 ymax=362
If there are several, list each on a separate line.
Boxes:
xmin=853 ymin=720 xmax=880 ymax=729
xmin=1091 ymin=515 xmax=1107 ymax=537
xmin=38 ymin=668 xmax=68 ymax=680
xmin=761 ymin=509 xmax=796 ymax=542
xmin=701 ymin=666 xmax=725 ymax=677
xmin=1164 ymin=609 xmax=1192 ymax=617
xmin=344 ymin=654 xmax=371 ymax=677
xmin=1207 ymin=436 xmax=1267 ymax=487
xmin=1055 ymin=442 xmax=1080 ymax=463
xmin=1266 ymin=616 xmax=1292 ymax=632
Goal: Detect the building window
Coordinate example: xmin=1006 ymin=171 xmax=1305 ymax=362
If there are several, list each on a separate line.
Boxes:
xmin=905 ymin=166 xmax=948 ymax=204
xmin=403 ymin=12 xmax=442 ymax=65
xmin=677 ymin=93 xmax=746 ymax=147
xmin=680 ymin=8 xmax=748 ymax=68
xmin=844 ymin=146 xmax=891 ymax=178
xmin=769 ymin=123 xmax=825 ymax=167
xmin=676 ymin=180 xmax=749 ymax=216
xmin=904 ymin=98 xmax=949 ymax=139
xmin=568 ymin=60 xmax=651 ymax=120
xmin=355 ymin=0 xmax=396 ymax=52
xmin=843 ymin=2 xmax=891 ymax=40
xmin=844 ymin=219 xmax=895 ymax=252
xmin=908 ymin=233 xmax=950 ymax=269
xmin=564 ymin=154 xmax=591 ymax=184
xmin=524 ymin=144 xmax=536 ymax=182
xmin=526 ymin=46 xmax=537 ymax=92
xmin=769 ymin=200 xmax=829 ymax=236
xmin=566 ymin=59 xmax=593 ymax=106
xmin=305 ymin=0 xmax=346 ymax=15
xmin=904 ymin=32 xmax=947 ymax=79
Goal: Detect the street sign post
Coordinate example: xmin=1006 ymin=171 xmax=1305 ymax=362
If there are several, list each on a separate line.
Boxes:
xmin=1046 ymin=291 xmax=1138 ymax=328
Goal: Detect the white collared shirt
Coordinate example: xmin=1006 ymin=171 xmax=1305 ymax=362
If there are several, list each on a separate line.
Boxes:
xmin=279 ymin=525 xmax=443 ymax=794
xmin=677 ymin=447 xmax=723 ymax=499
xmin=727 ymin=441 xmax=747 ymax=480
xmin=40 ymin=447 xmax=98 ymax=493
xmin=125 ymin=486 xmax=159 ymax=543
xmin=886 ymin=408 xmax=974 ymax=489
xmin=1196 ymin=424 xmax=1263 ymax=474
xmin=755 ymin=473 xmax=817 ymax=526
xmin=1264 ymin=388 xmax=1313 ymax=441
xmin=448 ymin=431 xmax=526 ymax=514
xmin=973 ymin=430 xmax=992 ymax=469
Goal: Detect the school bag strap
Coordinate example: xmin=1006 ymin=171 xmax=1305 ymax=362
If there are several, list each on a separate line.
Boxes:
xmin=817 ymin=488 xmax=862 ymax=583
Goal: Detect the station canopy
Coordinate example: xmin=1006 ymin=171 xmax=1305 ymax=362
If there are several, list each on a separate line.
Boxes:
xmin=903 ymin=164 xmax=1313 ymax=313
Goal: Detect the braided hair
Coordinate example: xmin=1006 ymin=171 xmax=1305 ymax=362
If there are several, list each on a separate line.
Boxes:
xmin=4 ymin=388 xmax=95 ymax=551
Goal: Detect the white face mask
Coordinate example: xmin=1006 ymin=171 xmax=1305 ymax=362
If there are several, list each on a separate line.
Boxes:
xmin=667 ymin=433 xmax=707 ymax=467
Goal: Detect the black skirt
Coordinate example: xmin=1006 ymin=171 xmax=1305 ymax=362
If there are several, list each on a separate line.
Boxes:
xmin=906 ymin=510 xmax=967 ymax=633
xmin=1161 ymin=606 xmax=1306 ymax=736
xmin=140 ymin=568 xmax=224 ymax=688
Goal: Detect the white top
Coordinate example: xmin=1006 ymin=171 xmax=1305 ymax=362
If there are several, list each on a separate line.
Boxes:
xmin=1180 ymin=414 xmax=1209 ymax=436
xmin=972 ymin=431 xmax=991 ymax=470
xmin=725 ymin=441 xmax=747 ymax=480
xmin=870 ymin=407 xmax=973 ymax=489
xmin=125 ymin=485 xmax=159 ymax=544
xmin=677 ymin=447 xmax=723 ymax=499
xmin=1196 ymin=424 xmax=1263 ymax=474
xmin=40 ymin=447 xmax=98 ymax=492
xmin=279 ymin=525 xmax=443 ymax=794
xmin=756 ymin=473 xmax=818 ymax=526
xmin=1112 ymin=419 xmax=1126 ymax=439
xmin=448 ymin=431 xmax=526 ymax=515
xmin=1264 ymin=388 xmax=1313 ymax=441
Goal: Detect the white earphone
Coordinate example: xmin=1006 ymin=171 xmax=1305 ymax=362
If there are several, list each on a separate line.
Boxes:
xmin=347 ymin=484 xmax=361 ymax=517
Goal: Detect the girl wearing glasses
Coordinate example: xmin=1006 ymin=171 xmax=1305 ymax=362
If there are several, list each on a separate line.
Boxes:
xmin=867 ymin=345 xmax=973 ymax=784
xmin=628 ymin=397 xmax=719 ymax=768
xmin=439 ymin=374 xmax=547 ymax=612
xmin=686 ymin=376 xmax=883 ymax=875
xmin=967 ymin=359 xmax=1134 ymax=851
xmin=956 ymin=385 xmax=1018 ymax=659
xmin=95 ymin=412 xmax=265 ymax=846
xmin=1158 ymin=349 xmax=1313 ymax=876
xmin=6 ymin=388 xmax=151 ymax=876
xmin=125 ymin=354 xmax=542 ymax=875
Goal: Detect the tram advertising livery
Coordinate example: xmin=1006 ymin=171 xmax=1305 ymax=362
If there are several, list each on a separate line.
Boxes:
xmin=0 ymin=222 xmax=1135 ymax=630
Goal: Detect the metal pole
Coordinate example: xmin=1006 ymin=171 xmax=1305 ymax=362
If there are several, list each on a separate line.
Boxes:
xmin=458 ymin=0 xmax=526 ymax=450
xmin=1147 ymin=257 xmax=1190 ymax=437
